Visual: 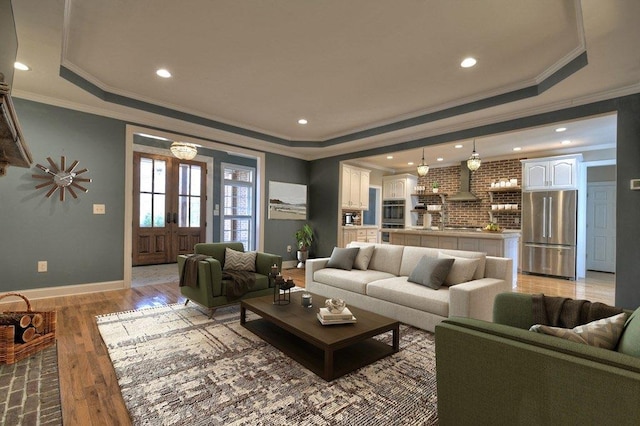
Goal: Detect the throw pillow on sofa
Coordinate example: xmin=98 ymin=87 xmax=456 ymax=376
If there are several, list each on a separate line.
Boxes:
xmin=438 ymin=253 xmax=480 ymax=286
xmin=326 ymin=247 xmax=360 ymax=270
xmin=530 ymin=312 xmax=627 ymax=350
xmin=408 ymin=256 xmax=455 ymax=290
xmin=347 ymin=243 xmax=375 ymax=270
xmin=224 ymin=248 xmax=256 ymax=271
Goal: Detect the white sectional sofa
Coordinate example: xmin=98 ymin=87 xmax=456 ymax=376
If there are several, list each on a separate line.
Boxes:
xmin=305 ymin=242 xmax=513 ymax=332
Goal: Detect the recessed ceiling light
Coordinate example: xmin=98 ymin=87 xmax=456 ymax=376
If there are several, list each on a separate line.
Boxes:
xmin=513 ymin=147 xmax=522 ymax=151
xmin=460 ymin=57 xmax=477 ymax=68
xmin=437 ymin=157 xmax=444 ymax=162
xmin=386 ymin=156 xmax=393 ymax=159
xmin=156 ymin=68 xmax=172 ymax=78
xmin=297 ymin=118 xmax=308 ymax=125
xmin=407 ymin=162 xmax=414 ymax=166
xmin=561 ymin=140 xmax=571 ymax=145
xmin=14 ymin=62 xmax=30 ymax=71
xmin=454 ymin=144 xmax=463 ymax=149
xmin=555 ymin=127 xmax=567 ymax=132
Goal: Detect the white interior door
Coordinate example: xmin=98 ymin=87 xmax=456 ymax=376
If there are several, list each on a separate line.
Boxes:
xmin=586 ymin=182 xmax=616 ymax=273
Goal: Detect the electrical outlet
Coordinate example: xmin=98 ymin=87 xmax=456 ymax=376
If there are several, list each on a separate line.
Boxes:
xmin=287 ymin=245 xmax=292 ymax=253
xmin=37 ymin=261 xmax=47 ymax=273
xmin=93 ymin=204 xmax=106 ymax=214
xmin=514 ymin=217 xmax=520 ymax=225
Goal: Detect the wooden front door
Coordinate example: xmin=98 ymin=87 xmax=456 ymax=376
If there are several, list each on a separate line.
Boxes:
xmin=133 ymin=152 xmax=206 ymax=266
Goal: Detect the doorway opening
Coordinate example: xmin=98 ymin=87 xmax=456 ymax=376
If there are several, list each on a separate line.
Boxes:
xmin=586 ymin=165 xmax=616 ymax=273
xmin=132 ymin=152 xmax=207 ymax=266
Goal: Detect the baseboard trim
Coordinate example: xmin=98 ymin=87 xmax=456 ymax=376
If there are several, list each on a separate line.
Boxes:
xmin=0 ymin=280 xmax=126 ymax=306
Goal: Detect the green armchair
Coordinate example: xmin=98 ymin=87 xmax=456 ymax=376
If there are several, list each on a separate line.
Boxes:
xmin=435 ymin=292 xmax=640 ymax=425
xmin=177 ymin=242 xmax=282 ymax=316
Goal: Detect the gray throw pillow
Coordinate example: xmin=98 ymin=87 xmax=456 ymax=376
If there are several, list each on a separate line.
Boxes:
xmin=326 ymin=247 xmax=360 ymax=271
xmin=407 ymin=256 xmax=455 ymax=290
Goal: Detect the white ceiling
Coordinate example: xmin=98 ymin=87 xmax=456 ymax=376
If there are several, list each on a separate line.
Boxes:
xmin=9 ymin=0 xmax=640 ymax=163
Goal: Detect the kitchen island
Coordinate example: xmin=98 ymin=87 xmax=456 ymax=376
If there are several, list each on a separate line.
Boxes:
xmin=386 ymin=228 xmax=520 ymax=285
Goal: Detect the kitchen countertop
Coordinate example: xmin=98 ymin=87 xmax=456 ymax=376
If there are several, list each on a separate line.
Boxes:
xmin=341 ymin=225 xmax=379 ymax=229
xmin=385 ymin=227 xmax=521 ymax=239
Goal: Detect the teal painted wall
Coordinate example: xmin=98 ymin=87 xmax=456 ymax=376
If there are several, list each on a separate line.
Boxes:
xmin=263 ymin=152 xmax=309 ymax=261
xmin=0 ymin=99 xmax=126 ymax=291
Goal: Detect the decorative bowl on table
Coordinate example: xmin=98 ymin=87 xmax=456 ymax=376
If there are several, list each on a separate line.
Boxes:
xmin=325 ymin=298 xmax=346 ymax=314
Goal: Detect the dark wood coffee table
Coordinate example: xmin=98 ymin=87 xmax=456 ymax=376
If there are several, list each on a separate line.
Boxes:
xmin=240 ymin=292 xmax=400 ymax=381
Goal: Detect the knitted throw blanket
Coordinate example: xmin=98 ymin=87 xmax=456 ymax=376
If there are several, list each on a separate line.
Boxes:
xmin=179 ymin=254 xmax=210 ymax=288
xmin=532 ymin=294 xmax=623 ymax=328
xmin=222 ymin=270 xmax=256 ymax=298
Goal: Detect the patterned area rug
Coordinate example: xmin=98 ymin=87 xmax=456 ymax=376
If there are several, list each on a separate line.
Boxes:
xmin=97 ymin=304 xmax=438 ymax=425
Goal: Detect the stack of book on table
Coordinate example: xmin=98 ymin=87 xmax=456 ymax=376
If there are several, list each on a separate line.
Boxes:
xmin=317 ymin=307 xmax=357 ymax=325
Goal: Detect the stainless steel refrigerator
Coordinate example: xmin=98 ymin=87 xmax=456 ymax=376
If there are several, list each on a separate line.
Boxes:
xmin=522 ymin=190 xmax=577 ymax=279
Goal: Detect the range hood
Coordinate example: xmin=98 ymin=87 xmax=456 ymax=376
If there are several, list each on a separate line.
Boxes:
xmin=0 ymin=80 xmax=32 ymax=176
xmin=446 ymin=161 xmax=479 ymax=201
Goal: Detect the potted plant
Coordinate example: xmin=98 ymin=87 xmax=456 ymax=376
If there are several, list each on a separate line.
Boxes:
xmin=295 ymin=223 xmax=314 ymax=268
xmin=432 ymin=181 xmax=440 ymax=193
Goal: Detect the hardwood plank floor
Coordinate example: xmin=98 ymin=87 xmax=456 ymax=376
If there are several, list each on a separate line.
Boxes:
xmin=0 ymin=268 xmax=614 ymax=425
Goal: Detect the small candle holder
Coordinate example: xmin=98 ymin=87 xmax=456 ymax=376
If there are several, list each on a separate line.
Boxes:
xmin=273 ymin=274 xmax=291 ymax=305
xmin=301 ymin=293 xmax=313 ymax=308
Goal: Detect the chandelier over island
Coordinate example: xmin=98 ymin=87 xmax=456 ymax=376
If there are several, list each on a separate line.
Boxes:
xmin=417 ymin=148 xmax=429 ymax=176
xmin=467 ymin=140 xmax=482 ymax=171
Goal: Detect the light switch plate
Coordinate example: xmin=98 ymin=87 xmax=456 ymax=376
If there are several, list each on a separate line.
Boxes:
xmin=93 ymin=204 xmax=106 ymax=214
xmin=630 ymin=179 xmax=640 ymax=190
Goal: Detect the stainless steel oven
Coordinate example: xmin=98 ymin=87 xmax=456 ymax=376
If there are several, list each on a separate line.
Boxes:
xmin=383 ymin=200 xmax=405 ymax=222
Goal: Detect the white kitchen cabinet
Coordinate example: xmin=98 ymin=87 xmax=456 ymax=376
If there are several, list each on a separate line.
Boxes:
xmin=522 ymin=155 xmax=581 ymax=190
xmin=341 ymin=227 xmax=378 ymax=247
xmin=342 ymin=228 xmax=358 ymax=247
xmin=341 ymin=165 xmax=370 ymax=209
xmin=383 ymin=174 xmax=417 ymax=200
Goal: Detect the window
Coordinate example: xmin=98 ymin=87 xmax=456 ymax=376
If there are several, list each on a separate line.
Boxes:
xmin=178 ymin=163 xmax=203 ymax=227
xmin=221 ymin=163 xmax=255 ymax=250
xmin=138 ymin=157 xmax=166 ymax=228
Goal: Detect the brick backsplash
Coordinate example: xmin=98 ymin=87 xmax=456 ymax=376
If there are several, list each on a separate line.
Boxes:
xmin=414 ymin=158 xmax=523 ymax=229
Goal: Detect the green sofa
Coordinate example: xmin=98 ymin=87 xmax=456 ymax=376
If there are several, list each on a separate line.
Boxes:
xmin=435 ymin=292 xmax=640 ymax=426
xmin=177 ymin=242 xmax=282 ymax=316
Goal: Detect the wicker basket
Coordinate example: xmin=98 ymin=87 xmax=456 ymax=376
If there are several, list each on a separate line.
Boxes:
xmin=0 ymin=293 xmax=57 ymax=364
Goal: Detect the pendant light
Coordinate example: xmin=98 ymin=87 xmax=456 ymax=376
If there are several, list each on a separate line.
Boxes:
xmin=417 ymin=148 xmax=429 ymax=176
xmin=466 ymin=140 xmax=481 ymax=172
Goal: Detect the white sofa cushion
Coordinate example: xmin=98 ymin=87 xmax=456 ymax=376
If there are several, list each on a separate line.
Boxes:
xmin=399 ymin=246 xmax=440 ymax=276
xmin=346 ymin=243 xmax=375 ymax=270
xmin=366 ymin=244 xmax=405 ymax=276
xmin=439 ymin=248 xmax=486 ymax=279
xmin=313 ymin=268 xmax=395 ymax=295
xmin=439 ymin=253 xmax=481 ymax=286
xmin=366 ymin=277 xmax=450 ymax=317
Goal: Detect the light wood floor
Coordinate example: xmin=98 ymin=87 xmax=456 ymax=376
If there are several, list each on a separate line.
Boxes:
xmin=0 ymin=268 xmax=614 ymax=425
